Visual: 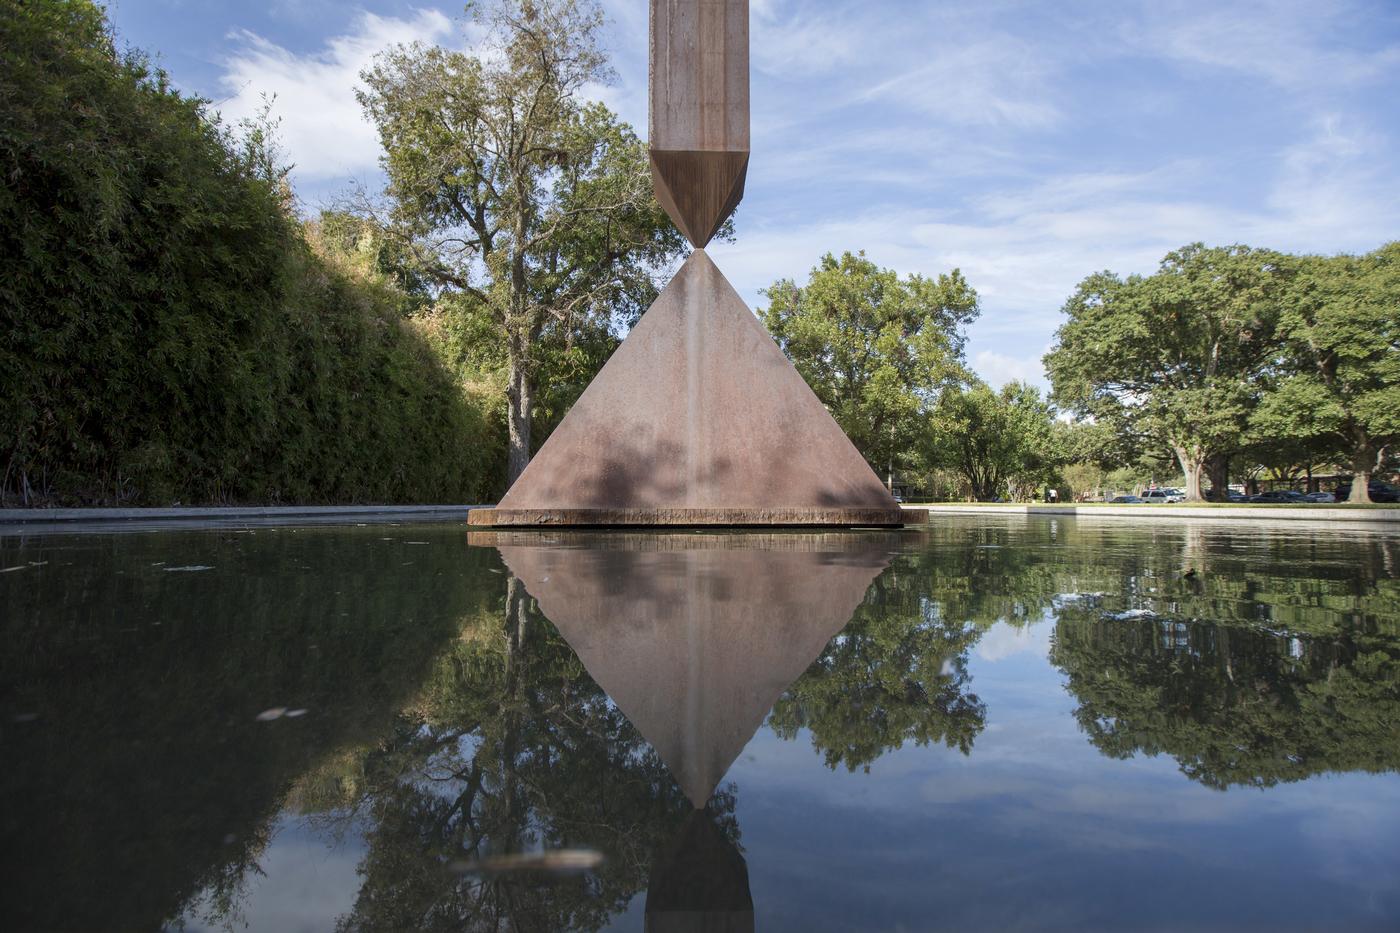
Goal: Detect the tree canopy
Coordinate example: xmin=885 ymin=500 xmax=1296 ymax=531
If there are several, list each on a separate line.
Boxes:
xmin=357 ymin=0 xmax=687 ymax=488
xmin=760 ymin=251 xmax=979 ymax=486
xmin=1250 ymin=244 xmax=1400 ymax=502
xmin=927 ymin=380 xmax=1065 ymax=501
xmin=1045 ymin=244 xmax=1293 ymax=501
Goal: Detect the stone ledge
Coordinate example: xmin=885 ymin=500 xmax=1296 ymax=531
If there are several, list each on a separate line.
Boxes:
xmin=467 ymin=507 xmax=905 ymax=527
xmin=907 ymin=504 xmax=1400 ymax=524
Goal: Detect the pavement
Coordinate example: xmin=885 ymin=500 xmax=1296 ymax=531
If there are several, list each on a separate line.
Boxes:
xmin=906 ymin=503 xmax=1400 ymax=524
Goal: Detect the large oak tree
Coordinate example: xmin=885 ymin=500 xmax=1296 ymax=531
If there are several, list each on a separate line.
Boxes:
xmin=1045 ymin=244 xmax=1291 ymax=501
xmin=358 ymin=0 xmax=686 ymax=487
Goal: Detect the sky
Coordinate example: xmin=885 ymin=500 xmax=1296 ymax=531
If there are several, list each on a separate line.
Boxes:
xmin=104 ymin=0 xmax=1400 ymax=389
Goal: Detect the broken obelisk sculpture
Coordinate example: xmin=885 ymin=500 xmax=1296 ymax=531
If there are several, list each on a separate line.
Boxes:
xmin=469 ymin=0 xmax=901 ymax=527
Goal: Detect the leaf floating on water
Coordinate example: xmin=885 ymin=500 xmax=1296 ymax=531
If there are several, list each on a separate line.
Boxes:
xmin=405 ymin=541 xmax=429 ymax=545
xmin=27 ymin=561 xmax=48 ymax=567
xmin=285 ymin=709 xmax=307 ymax=718
xmin=487 ymin=568 xmax=502 ymax=574
xmin=164 ymin=565 xmax=214 ymax=572
xmin=255 ymin=707 xmax=287 ymax=722
xmin=449 ymin=849 xmax=605 ymax=877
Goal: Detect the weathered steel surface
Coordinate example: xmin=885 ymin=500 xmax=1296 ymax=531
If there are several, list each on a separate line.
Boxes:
xmin=649 ymin=0 xmax=749 ymax=247
xmin=468 ymin=507 xmax=903 ymax=526
xmin=646 ymin=810 xmax=754 ymax=932
xmin=490 ymin=250 xmax=902 ymax=523
xmin=483 ymin=531 xmax=892 ymax=806
xmin=650 ymin=0 xmax=749 ymax=152
xmin=649 ymin=148 xmax=748 ymax=249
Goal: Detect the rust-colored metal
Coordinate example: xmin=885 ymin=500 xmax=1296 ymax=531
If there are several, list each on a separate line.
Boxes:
xmin=476 ymin=530 xmax=893 ymax=806
xmin=488 ymin=251 xmax=902 ymax=524
xmin=649 ymin=0 xmax=748 ymax=247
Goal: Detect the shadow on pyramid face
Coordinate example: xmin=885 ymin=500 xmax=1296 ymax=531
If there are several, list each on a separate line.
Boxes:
xmin=470 ymin=530 xmax=896 ymax=808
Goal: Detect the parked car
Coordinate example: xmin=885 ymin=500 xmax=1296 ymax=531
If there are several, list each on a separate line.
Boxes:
xmin=1225 ymin=491 xmax=1249 ymax=502
xmin=1141 ymin=488 xmax=1185 ymax=503
xmin=1303 ymin=491 xmax=1336 ymax=503
xmin=1249 ymin=490 xmax=1308 ymax=504
xmin=1110 ymin=495 xmax=1146 ymax=503
xmin=1334 ymin=481 xmax=1400 ymax=503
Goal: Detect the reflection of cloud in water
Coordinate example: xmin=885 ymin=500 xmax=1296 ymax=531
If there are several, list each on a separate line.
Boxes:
xmin=975 ymin=621 xmax=1050 ymax=662
xmin=176 ymin=816 xmax=365 ymax=932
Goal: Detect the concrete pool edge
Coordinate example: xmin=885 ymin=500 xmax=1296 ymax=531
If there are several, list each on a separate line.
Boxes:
xmin=907 ymin=503 xmax=1400 ymax=524
xmin=0 ymin=504 xmax=486 ymax=535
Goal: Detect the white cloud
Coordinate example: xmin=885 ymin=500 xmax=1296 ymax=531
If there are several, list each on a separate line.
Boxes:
xmin=973 ymin=350 xmax=1048 ymax=390
xmin=1134 ymin=0 xmax=1400 ymax=90
xmin=858 ymin=37 xmax=1061 ymax=129
xmin=217 ymin=9 xmax=457 ymax=184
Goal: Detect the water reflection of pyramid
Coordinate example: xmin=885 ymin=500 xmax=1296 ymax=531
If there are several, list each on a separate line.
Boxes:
xmin=474 ymin=532 xmax=892 ymax=806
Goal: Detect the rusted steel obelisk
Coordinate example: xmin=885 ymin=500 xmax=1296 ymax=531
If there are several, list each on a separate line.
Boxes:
xmin=469 ymin=0 xmax=902 ymax=527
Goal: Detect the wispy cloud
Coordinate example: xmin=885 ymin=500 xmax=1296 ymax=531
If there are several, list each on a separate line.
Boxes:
xmin=1132 ymin=0 xmax=1400 ymax=90
xmin=217 ymin=9 xmax=458 ymax=185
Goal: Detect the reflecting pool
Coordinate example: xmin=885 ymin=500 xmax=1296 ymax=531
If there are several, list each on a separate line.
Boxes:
xmin=2 ymin=517 xmax=1398 ymax=931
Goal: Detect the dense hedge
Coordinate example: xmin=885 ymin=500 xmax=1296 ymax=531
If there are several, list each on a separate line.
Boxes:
xmin=0 ymin=0 xmax=502 ymax=505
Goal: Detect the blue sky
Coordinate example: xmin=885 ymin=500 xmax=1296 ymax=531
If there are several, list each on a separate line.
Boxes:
xmin=105 ymin=0 xmax=1400 ymax=388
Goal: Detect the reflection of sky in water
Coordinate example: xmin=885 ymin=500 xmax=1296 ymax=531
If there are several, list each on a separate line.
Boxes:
xmin=729 ymin=616 xmax=1400 ymax=931
xmin=4 ymin=518 xmax=1399 ymax=931
xmin=176 ymin=817 xmax=366 ymax=933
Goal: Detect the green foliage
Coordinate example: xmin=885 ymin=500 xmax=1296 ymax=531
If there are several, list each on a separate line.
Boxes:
xmin=0 ymin=0 xmax=501 ymax=505
xmin=357 ymin=0 xmax=689 ymax=485
xmin=1045 ymin=244 xmax=1292 ymax=500
xmin=1250 ymin=243 xmax=1400 ymax=502
xmin=927 ymin=380 xmax=1064 ymax=500
xmin=760 ymin=250 xmax=979 ymax=482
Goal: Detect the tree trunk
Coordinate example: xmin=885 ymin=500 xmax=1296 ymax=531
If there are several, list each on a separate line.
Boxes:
xmin=1205 ymin=454 xmax=1229 ymax=502
xmin=1349 ymin=442 xmax=1377 ymax=504
xmin=505 ymin=353 xmax=533 ymax=490
xmin=1173 ymin=446 xmax=1207 ymax=502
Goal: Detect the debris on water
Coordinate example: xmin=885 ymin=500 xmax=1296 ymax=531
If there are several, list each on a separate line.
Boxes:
xmin=151 ymin=561 xmax=166 ymax=566
xmin=405 ymin=541 xmax=429 ymax=545
xmin=449 ymin=849 xmax=605 ymax=877
xmin=1107 ymin=608 xmax=1156 ymax=621
xmin=164 ymin=565 xmax=214 ymax=572
xmin=255 ymin=707 xmax=287 ymax=721
xmin=285 ymin=709 xmax=307 ymax=718
xmin=27 ymin=561 xmax=47 ymax=567
xmin=488 ymin=568 xmax=502 ymax=574
xmin=1 ymin=566 xmax=26 ymax=573
xmin=12 ymin=712 xmax=40 ymax=723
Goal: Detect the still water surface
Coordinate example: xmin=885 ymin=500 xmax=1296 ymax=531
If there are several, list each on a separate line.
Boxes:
xmin=2 ymin=517 xmax=1398 ymax=931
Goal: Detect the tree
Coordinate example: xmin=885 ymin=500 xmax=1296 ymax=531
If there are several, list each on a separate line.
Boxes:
xmin=358 ymin=0 xmax=687 ymax=487
xmin=759 ymin=251 xmax=979 ymax=488
xmin=927 ymin=380 xmax=1063 ymax=501
xmin=1250 ymin=244 xmax=1400 ymax=503
xmin=1045 ymin=244 xmax=1291 ymax=501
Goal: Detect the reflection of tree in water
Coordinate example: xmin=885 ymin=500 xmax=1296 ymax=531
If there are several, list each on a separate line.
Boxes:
xmin=1049 ymin=539 xmax=1400 ymax=790
xmin=316 ymin=578 xmax=729 ymax=932
xmin=0 ymin=527 xmax=498 ymax=932
xmin=770 ymin=551 xmax=990 ymax=770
